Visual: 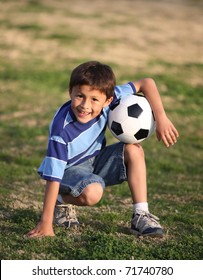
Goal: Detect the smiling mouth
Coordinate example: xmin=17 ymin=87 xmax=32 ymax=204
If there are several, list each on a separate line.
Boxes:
xmin=77 ymin=109 xmax=91 ymax=117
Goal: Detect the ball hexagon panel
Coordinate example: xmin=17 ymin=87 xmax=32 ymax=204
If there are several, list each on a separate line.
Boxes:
xmin=111 ymin=121 xmax=123 ymax=136
xmin=127 ymin=104 xmax=143 ymax=118
xmin=116 ymin=133 xmax=139 ymax=144
xmin=109 ymin=103 xmax=128 ymax=123
xmin=134 ymin=129 xmax=149 ymax=140
xmin=121 ymin=117 xmax=140 ymax=134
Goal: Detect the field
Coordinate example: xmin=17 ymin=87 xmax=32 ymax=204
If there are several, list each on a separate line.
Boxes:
xmin=0 ymin=0 xmax=203 ymax=260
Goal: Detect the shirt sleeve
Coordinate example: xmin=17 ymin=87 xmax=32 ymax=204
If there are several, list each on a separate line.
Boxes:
xmin=38 ymin=135 xmax=67 ymax=182
xmin=114 ymin=82 xmax=137 ymax=101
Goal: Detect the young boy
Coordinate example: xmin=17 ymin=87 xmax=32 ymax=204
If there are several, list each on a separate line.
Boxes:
xmin=27 ymin=61 xmax=179 ymax=238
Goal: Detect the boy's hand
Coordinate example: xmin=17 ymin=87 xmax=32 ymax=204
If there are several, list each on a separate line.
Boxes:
xmin=26 ymin=221 xmax=55 ymax=238
xmin=156 ymin=116 xmax=179 ymax=147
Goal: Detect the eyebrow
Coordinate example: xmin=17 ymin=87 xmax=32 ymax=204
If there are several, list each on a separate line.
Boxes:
xmin=78 ymin=91 xmax=104 ymax=99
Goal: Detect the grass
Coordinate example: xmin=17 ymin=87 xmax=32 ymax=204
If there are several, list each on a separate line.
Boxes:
xmin=0 ymin=0 xmax=203 ymax=260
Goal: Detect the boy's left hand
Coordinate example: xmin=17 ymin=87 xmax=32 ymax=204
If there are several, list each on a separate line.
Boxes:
xmin=156 ymin=116 xmax=179 ymax=147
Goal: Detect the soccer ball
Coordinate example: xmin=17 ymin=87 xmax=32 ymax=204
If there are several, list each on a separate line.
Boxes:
xmin=108 ymin=94 xmax=156 ymax=144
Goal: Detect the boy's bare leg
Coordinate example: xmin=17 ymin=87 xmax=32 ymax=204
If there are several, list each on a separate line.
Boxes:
xmin=124 ymin=143 xmax=164 ymax=237
xmin=61 ymin=183 xmax=103 ymax=206
xmin=124 ymin=143 xmax=147 ymax=203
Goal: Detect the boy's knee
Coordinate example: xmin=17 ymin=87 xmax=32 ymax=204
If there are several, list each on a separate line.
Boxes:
xmin=79 ymin=183 xmax=103 ymax=206
xmin=124 ymin=143 xmax=145 ymax=163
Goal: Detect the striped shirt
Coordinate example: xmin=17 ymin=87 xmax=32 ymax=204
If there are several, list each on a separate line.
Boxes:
xmin=38 ymin=82 xmax=136 ymax=182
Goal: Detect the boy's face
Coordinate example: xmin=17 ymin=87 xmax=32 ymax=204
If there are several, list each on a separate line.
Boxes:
xmin=70 ymin=85 xmax=113 ymax=124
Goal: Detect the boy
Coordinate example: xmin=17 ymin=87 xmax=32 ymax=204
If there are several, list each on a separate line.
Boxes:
xmin=27 ymin=61 xmax=179 ymax=238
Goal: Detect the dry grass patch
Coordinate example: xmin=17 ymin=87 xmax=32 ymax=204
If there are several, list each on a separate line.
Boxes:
xmin=1 ymin=0 xmax=203 ymax=72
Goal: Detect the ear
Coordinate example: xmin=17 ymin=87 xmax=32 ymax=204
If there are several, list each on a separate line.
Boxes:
xmin=104 ymin=96 xmax=113 ymax=108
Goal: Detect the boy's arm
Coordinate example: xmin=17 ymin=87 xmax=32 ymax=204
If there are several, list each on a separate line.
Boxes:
xmin=27 ymin=180 xmax=59 ymax=237
xmin=133 ymin=78 xmax=179 ymax=147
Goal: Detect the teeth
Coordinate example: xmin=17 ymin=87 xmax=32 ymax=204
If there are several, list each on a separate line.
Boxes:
xmin=80 ymin=110 xmax=89 ymax=114
xmin=77 ymin=108 xmax=91 ymax=116
xmin=79 ymin=111 xmax=90 ymax=116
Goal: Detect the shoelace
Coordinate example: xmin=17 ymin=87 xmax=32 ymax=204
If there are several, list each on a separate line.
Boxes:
xmin=135 ymin=211 xmax=160 ymax=228
xmin=62 ymin=204 xmax=77 ymax=220
xmin=63 ymin=205 xmax=78 ymax=228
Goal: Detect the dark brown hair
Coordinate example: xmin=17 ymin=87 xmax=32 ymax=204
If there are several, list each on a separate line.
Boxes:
xmin=69 ymin=61 xmax=116 ymax=99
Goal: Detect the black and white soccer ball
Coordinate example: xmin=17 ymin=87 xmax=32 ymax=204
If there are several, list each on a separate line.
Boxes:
xmin=108 ymin=94 xmax=156 ymax=144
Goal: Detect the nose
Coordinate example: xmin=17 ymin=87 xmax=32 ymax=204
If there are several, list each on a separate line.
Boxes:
xmin=81 ymin=98 xmax=90 ymax=109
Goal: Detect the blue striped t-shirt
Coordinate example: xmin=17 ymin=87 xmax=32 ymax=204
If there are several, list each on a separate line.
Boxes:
xmin=38 ymin=82 xmax=136 ymax=182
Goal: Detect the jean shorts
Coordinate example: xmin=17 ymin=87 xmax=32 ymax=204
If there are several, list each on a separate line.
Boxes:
xmin=59 ymin=142 xmax=127 ymax=197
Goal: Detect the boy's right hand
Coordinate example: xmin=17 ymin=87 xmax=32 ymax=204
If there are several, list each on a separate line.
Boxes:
xmin=26 ymin=221 xmax=55 ymax=238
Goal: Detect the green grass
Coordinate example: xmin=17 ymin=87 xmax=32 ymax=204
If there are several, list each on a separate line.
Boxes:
xmin=0 ymin=0 xmax=203 ymax=260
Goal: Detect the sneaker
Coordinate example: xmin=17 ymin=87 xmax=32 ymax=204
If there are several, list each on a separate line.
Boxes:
xmin=53 ymin=200 xmax=79 ymax=228
xmin=130 ymin=209 xmax=165 ymax=237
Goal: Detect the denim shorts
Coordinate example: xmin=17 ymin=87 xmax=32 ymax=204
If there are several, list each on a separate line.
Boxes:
xmin=59 ymin=142 xmax=127 ymax=197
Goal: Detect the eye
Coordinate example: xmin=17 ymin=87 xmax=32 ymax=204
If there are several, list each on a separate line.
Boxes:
xmin=92 ymin=97 xmax=99 ymax=102
xmin=76 ymin=94 xmax=83 ymax=98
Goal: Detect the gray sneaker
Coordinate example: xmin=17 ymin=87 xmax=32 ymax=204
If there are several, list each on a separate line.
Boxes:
xmin=130 ymin=209 xmax=165 ymax=237
xmin=53 ymin=201 xmax=79 ymax=228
